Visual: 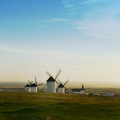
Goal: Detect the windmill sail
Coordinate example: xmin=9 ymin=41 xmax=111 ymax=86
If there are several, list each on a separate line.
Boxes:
xmin=41 ymin=83 xmax=47 ymax=92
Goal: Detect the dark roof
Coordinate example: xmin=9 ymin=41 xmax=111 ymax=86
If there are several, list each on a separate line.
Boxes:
xmin=31 ymin=83 xmax=37 ymax=87
xmin=47 ymin=76 xmax=55 ymax=82
xmin=58 ymin=84 xmax=64 ymax=88
xmin=25 ymin=84 xmax=30 ymax=87
xmin=70 ymin=84 xmax=85 ymax=92
xmin=71 ymin=88 xmax=85 ymax=92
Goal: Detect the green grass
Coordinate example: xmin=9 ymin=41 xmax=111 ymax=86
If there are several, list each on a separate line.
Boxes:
xmin=0 ymin=92 xmax=120 ymax=120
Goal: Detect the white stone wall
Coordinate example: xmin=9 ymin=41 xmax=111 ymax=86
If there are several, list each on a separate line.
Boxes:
xmin=25 ymin=87 xmax=31 ymax=92
xmin=70 ymin=90 xmax=85 ymax=94
xmin=80 ymin=90 xmax=85 ymax=94
xmin=57 ymin=88 xmax=65 ymax=93
xmin=47 ymin=81 xmax=56 ymax=93
xmin=31 ymin=87 xmax=37 ymax=92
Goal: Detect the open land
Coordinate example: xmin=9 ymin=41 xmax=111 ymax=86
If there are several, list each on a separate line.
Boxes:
xmin=0 ymin=91 xmax=120 ymax=120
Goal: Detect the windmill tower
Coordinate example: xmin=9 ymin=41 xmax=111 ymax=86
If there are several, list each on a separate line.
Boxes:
xmin=41 ymin=69 xmax=61 ymax=93
xmin=31 ymin=83 xmax=37 ymax=92
xmin=28 ymin=80 xmax=36 ymax=92
xmin=57 ymin=79 xmax=69 ymax=93
xmin=34 ymin=76 xmax=43 ymax=92
xmin=25 ymin=84 xmax=31 ymax=92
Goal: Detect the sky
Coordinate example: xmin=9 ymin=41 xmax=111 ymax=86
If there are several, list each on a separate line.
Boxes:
xmin=0 ymin=0 xmax=120 ymax=87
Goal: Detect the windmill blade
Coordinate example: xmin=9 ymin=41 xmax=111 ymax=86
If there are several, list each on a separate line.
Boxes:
xmin=55 ymin=80 xmax=60 ymax=85
xmin=55 ymin=69 xmax=62 ymax=80
xmin=28 ymin=80 xmax=33 ymax=85
xmin=46 ymin=71 xmax=53 ymax=77
xmin=56 ymin=88 xmax=59 ymax=92
xmin=34 ymin=76 xmax=37 ymax=85
xmin=41 ymin=83 xmax=47 ymax=92
xmin=64 ymin=79 xmax=69 ymax=86
xmin=28 ymin=80 xmax=31 ymax=85
xmin=65 ymin=87 xmax=69 ymax=93
xmin=31 ymin=81 xmax=33 ymax=85
xmin=34 ymin=76 xmax=37 ymax=81
xmin=57 ymin=79 xmax=62 ymax=84
xmin=38 ymin=83 xmax=44 ymax=86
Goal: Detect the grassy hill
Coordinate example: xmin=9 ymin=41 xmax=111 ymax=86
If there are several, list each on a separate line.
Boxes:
xmin=0 ymin=92 xmax=120 ymax=120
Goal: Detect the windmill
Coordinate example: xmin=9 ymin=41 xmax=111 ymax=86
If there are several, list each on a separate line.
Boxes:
xmin=24 ymin=80 xmax=32 ymax=92
xmin=30 ymin=76 xmax=43 ymax=92
xmin=57 ymin=79 xmax=69 ymax=93
xmin=41 ymin=69 xmax=61 ymax=93
xmin=26 ymin=77 xmax=43 ymax=92
xmin=34 ymin=76 xmax=43 ymax=92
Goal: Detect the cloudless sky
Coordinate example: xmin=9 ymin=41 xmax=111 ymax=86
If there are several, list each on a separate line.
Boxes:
xmin=0 ymin=0 xmax=120 ymax=87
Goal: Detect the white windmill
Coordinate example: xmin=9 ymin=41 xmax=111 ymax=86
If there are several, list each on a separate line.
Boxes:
xmin=57 ymin=79 xmax=69 ymax=93
xmin=25 ymin=83 xmax=31 ymax=92
xmin=28 ymin=76 xmax=43 ymax=92
xmin=41 ymin=69 xmax=61 ymax=93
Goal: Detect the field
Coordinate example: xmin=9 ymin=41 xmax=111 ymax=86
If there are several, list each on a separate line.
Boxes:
xmin=0 ymin=92 xmax=120 ymax=120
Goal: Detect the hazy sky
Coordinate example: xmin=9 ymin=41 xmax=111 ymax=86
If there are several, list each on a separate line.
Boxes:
xmin=0 ymin=0 xmax=120 ymax=86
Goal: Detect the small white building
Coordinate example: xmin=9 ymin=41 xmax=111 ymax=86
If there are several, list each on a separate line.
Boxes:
xmin=70 ymin=84 xmax=85 ymax=94
xmin=47 ymin=76 xmax=56 ymax=93
xmin=31 ymin=83 xmax=37 ymax=92
xmin=25 ymin=84 xmax=31 ymax=92
xmin=57 ymin=84 xmax=65 ymax=93
xmin=103 ymin=93 xmax=115 ymax=97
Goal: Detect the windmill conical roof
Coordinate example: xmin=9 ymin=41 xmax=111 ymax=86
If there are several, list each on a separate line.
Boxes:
xmin=58 ymin=84 xmax=64 ymax=88
xmin=31 ymin=83 xmax=37 ymax=87
xmin=25 ymin=84 xmax=30 ymax=87
xmin=47 ymin=76 xmax=55 ymax=82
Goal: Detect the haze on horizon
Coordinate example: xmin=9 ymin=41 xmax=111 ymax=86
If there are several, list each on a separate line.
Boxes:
xmin=0 ymin=0 xmax=120 ymax=87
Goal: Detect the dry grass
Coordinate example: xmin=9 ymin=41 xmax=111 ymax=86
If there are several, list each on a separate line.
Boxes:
xmin=0 ymin=92 xmax=120 ymax=120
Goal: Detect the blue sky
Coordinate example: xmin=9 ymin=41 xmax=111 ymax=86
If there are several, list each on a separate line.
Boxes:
xmin=0 ymin=0 xmax=120 ymax=87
